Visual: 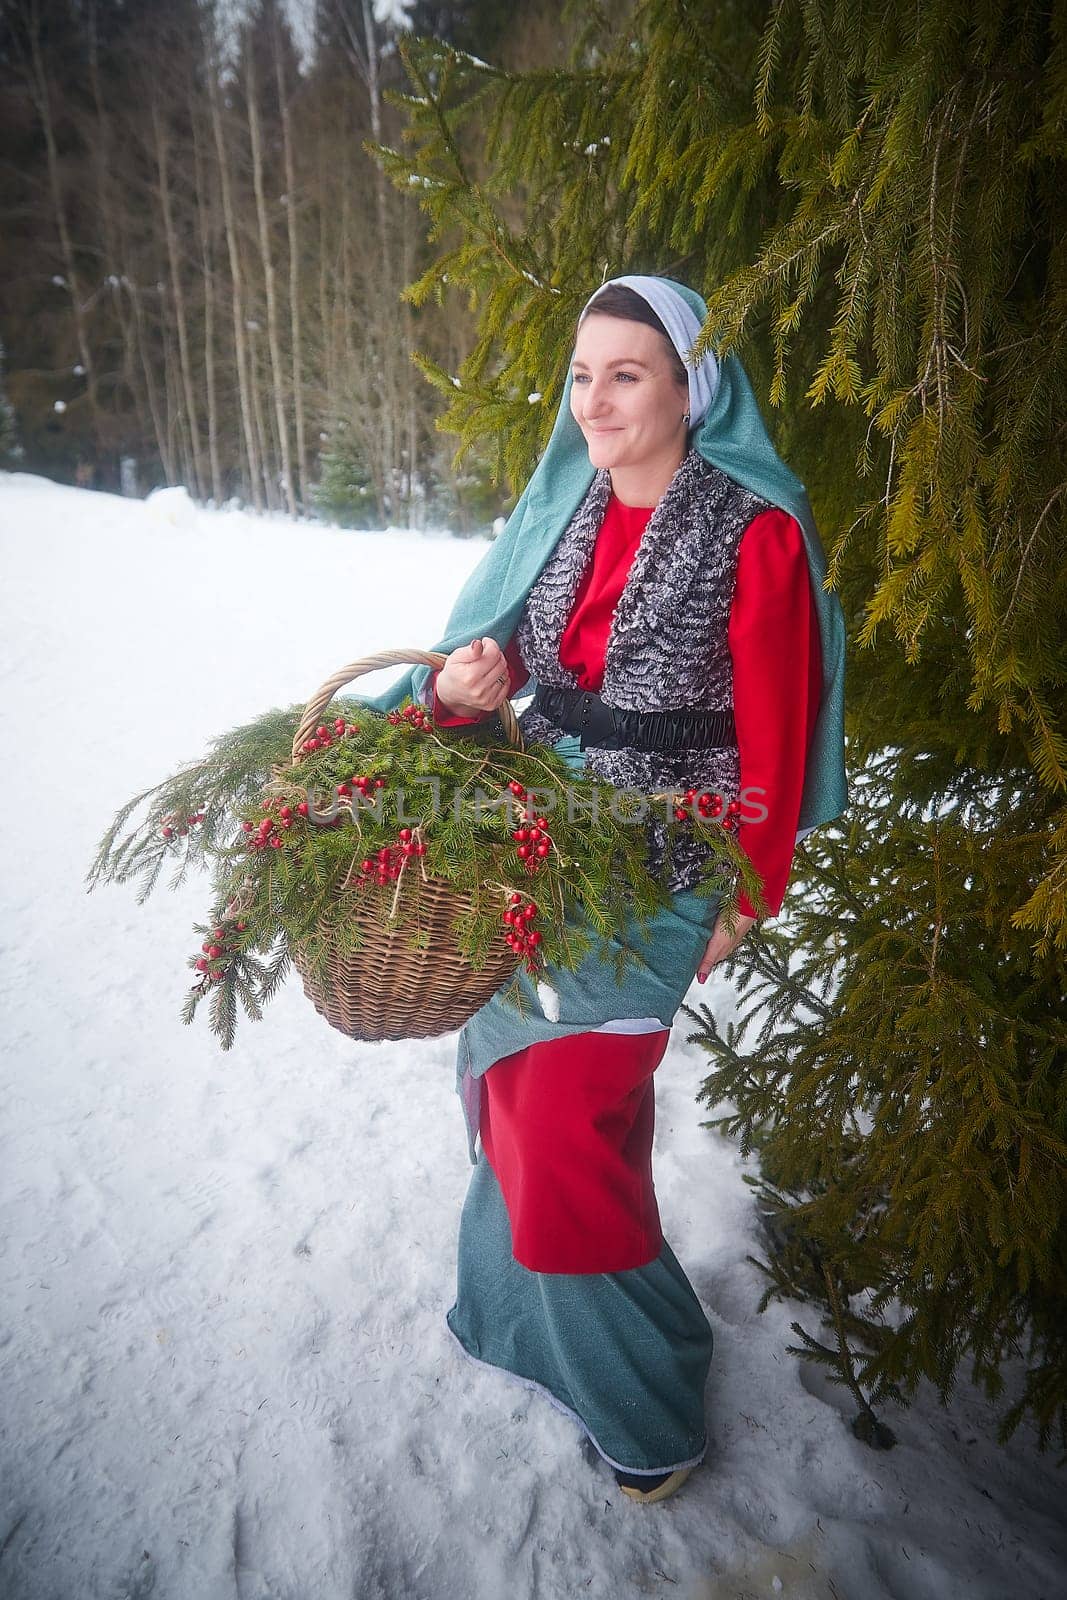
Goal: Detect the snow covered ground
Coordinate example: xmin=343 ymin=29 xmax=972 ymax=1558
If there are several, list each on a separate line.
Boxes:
xmin=1 ymin=471 xmax=1063 ymax=1600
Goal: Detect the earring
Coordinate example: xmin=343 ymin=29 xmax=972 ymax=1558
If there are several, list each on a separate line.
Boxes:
xmin=682 ymin=411 xmax=691 ymax=426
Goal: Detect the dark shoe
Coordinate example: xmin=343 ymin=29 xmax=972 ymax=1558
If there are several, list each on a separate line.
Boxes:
xmin=614 ymin=1464 xmax=695 ymax=1504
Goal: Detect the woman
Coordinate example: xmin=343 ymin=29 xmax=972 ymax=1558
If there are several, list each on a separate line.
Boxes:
xmin=361 ymin=275 xmax=848 ymax=1505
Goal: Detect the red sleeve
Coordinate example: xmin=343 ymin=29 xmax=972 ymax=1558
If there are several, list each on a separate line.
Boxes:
xmin=728 ymin=509 xmax=822 ymax=919
xmin=430 ymin=634 xmax=529 ymax=727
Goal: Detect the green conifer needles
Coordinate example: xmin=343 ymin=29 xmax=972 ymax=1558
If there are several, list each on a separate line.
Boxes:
xmin=85 ymin=699 xmax=751 ymax=1050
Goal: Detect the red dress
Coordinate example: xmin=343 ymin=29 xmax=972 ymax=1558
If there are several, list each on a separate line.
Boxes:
xmin=429 ymin=494 xmax=822 ymax=1272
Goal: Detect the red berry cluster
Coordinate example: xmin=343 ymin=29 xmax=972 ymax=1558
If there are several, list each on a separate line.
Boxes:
xmin=673 ymin=788 xmax=742 ymax=831
xmin=387 ymin=703 xmax=429 ymax=731
xmin=299 ymin=716 xmax=360 ymax=756
xmin=194 ymin=917 xmax=248 ymax=984
xmin=502 ymin=892 xmax=543 ymax=970
xmin=336 ymin=774 xmax=386 ymax=806
xmin=355 ymin=827 xmax=427 ymax=887
xmin=161 ymin=810 xmax=205 ymax=840
xmin=506 ymin=781 xmax=553 ymax=876
xmin=241 ymin=796 xmax=311 ymax=850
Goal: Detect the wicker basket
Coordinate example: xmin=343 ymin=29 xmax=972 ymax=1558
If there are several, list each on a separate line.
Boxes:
xmin=275 ymin=648 xmax=526 ymax=1043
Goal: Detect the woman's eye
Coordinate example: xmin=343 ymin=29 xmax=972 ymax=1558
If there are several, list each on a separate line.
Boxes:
xmin=571 ymin=372 xmax=638 ymax=383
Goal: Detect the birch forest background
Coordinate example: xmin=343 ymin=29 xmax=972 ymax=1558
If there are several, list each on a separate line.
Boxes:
xmin=0 ymin=0 xmax=569 ymax=531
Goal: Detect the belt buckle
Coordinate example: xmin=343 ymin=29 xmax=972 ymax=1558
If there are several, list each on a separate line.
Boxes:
xmin=579 ymin=693 xmax=617 ymax=750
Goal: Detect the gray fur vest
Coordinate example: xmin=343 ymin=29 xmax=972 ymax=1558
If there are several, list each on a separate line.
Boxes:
xmin=515 ymin=447 xmax=772 ymax=894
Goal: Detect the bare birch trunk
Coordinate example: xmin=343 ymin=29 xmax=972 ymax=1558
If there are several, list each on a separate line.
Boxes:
xmin=401 ymin=196 xmax=417 ymax=517
xmin=317 ymin=109 xmax=333 ymax=427
xmin=248 ymin=328 xmax=275 ymax=509
xmin=341 ymin=146 xmax=354 ymax=377
xmin=128 ymin=278 xmax=174 ymax=482
xmin=339 ymin=3 xmax=402 ymax=524
xmin=360 ymin=0 xmax=398 ymax=518
xmin=191 ymin=97 xmax=223 ymax=504
xmin=273 ymin=8 xmax=307 ymax=511
xmin=160 ymin=288 xmax=182 ymax=479
xmin=205 ymin=29 xmax=264 ymax=513
xmin=246 ymin=42 xmax=295 ymax=516
xmin=152 ymin=99 xmax=205 ymax=498
xmin=85 ymin=0 xmax=138 ymax=477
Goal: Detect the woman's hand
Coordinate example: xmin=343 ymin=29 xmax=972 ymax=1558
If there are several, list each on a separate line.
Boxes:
xmin=435 ymin=636 xmax=511 ymax=718
xmin=696 ymin=909 xmax=758 ymax=982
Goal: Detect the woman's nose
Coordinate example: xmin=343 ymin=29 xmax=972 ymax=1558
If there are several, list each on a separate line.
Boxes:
xmin=584 ymin=377 xmax=611 ymax=414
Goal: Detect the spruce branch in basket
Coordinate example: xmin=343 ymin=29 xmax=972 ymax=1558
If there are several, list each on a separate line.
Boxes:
xmin=86 ymin=652 xmax=753 ymax=1048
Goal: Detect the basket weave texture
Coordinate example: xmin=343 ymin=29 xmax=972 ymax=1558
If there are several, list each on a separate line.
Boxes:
xmin=274 ymin=648 xmax=525 ymax=1043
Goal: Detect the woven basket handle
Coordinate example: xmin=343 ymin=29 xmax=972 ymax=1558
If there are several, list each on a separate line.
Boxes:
xmin=291 ymin=647 xmax=524 ymax=762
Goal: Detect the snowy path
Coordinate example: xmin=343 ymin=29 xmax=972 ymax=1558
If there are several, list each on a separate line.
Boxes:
xmin=1 ymin=474 xmax=1063 ymax=1600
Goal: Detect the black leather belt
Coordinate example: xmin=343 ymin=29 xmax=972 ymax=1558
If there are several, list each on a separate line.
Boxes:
xmin=533 ymin=683 xmax=736 ymax=753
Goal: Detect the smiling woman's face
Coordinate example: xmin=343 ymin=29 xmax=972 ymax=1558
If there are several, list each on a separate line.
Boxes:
xmin=569 ymin=313 xmax=690 ymax=490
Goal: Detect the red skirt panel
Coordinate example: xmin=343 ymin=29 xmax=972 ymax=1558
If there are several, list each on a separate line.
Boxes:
xmin=478 ymin=1028 xmax=671 ymax=1275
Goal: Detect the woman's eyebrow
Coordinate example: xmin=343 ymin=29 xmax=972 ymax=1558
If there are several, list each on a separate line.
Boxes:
xmin=571 ymin=357 xmax=653 ymax=371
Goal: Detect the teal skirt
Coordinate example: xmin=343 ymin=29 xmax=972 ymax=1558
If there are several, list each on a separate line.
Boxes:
xmin=447 ymin=1147 xmax=715 ymax=1474
xmin=447 ymin=735 xmax=721 ymax=1475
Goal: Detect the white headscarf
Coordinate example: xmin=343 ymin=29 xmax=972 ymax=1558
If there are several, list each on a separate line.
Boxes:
xmin=578 ymin=274 xmax=720 ymax=429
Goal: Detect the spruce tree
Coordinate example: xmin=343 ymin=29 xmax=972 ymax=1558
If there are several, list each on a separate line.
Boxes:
xmin=371 ymin=0 xmax=1067 ymax=1449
